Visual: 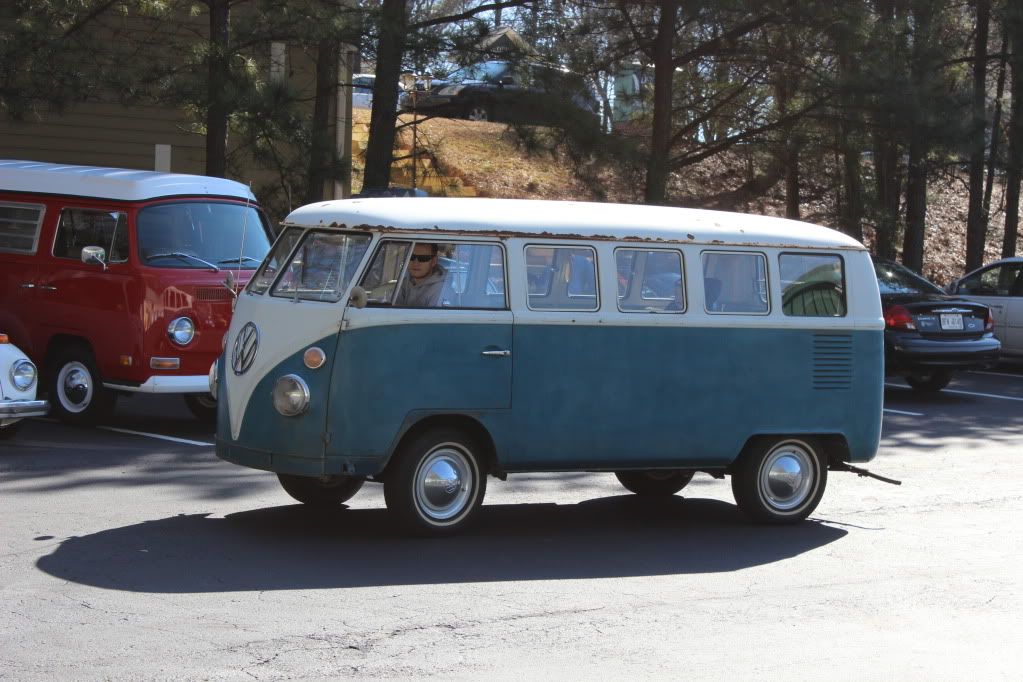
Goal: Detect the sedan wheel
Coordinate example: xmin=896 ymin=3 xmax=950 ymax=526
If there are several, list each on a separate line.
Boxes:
xmin=465 ymin=104 xmax=491 ymax=121
xmin=905 ymin=370 xmax=952 ymax=392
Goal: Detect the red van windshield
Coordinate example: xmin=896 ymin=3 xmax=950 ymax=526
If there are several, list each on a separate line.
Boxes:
xmin=137 ymin=201 xmax=271 ymax=269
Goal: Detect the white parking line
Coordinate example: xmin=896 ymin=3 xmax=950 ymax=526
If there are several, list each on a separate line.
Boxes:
xmin=885 ymin=382 xmax=1023 ymax=402
xmin=98 ymin=426 xmax=213 ymax=447
xmin=969 ymin=370 xmax=1023 ymax=379
xmin=884 ymin=408 xmax=924 ymax=416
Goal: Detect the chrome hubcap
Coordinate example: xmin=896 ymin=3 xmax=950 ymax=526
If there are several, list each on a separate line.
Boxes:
xmin=414 ymin=445 xmax=473 ymax=522
xmin=58 ymin=362 xmax=93 ymax=413
xmin=759 ymin=442 xmax=815 ymax=511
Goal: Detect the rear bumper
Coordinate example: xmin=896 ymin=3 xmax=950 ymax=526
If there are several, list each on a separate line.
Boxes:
xmin=885 ymin=334 xmax=1001 ymax=372
xmin=0 ymin=399 xmax=49 ymax=419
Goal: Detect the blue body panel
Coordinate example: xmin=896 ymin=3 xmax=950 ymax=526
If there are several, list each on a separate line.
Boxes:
xmin=216 ymin=321 xmax=883 ymax=476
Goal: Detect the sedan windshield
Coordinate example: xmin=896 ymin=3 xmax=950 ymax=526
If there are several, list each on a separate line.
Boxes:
xmin=447 ymin=61 xmax=511 ymax=83
xmin=874 ymin=260 xmax=945 ymax=296
xmin=137 ymin=202 xmax=272 ymax=269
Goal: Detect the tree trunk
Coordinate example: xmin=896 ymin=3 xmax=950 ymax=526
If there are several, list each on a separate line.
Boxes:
xmin=984 ymin=35 xmax=1008 ymax=222
xmin=305 ymin=40 xmax=340 ymax=204
xmin=1004 ymin=5 xmax=1023 ymax=258
xmin=205 ymin=0 xmax=230 ymax=178
xmin=644 ymin=0 xmax=678 ymax=205
xmin=903 ymin=135 xmax=928 ymax=272
xmin=873 ymin=136 xmax=901 ymax=260
xmin=363 ymin=0 xmax=407 ymax=191
xmin=965 ymin=0 xmax=991 ymax=271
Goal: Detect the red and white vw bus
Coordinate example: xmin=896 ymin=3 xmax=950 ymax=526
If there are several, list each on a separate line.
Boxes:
xmin=0 ymin=160 xmax=274 ymax=423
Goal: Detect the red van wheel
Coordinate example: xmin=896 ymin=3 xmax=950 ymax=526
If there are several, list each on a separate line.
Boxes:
xmin=47 ymin=345 xmax=115 ymax=425
xmin=184 ymin=394 xmax=218 ymax=422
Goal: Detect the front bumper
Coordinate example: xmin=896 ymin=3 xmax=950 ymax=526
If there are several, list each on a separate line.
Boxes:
xmin=0 ymin=399 xmax=49 ymax=419
xmin=104 ymin=375 xmax=209 ymax=394
xmin=885 ymin=333 xmax=1001 ymax=372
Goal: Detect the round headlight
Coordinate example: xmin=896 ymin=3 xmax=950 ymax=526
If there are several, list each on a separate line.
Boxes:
xmin=167 ymin=317 xmax=195 ymax=345
xmin=272 ymin=374 xmax=309 ymax=417
xmin=10 ymin=359 xmax=37 ymax=391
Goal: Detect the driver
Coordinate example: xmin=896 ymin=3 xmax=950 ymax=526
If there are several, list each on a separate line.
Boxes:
xmin=395 ymin=243 xmax=446 ymax=307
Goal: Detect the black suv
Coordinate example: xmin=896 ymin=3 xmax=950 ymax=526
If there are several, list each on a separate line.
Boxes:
xmin=400 ymin=60 xmax=599 ymax=127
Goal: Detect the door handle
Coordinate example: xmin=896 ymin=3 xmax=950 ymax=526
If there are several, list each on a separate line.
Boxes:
xmin=37 ymin=285 xmax=57 ymax=291
xmin=481 ymin=349 xmax=511 ymax=357
xmin=20 ymin=283 xmax=35 ymax=289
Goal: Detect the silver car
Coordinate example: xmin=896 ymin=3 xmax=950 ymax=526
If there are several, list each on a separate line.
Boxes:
xmin=0 ymin=335 xmax=48 ymax=438
xmin=948 ymin=257 xmax=1023 ymax=360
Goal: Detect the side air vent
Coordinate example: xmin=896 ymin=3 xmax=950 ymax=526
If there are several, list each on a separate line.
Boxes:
xmin=812 ymin=333 xmax=853 ymax=390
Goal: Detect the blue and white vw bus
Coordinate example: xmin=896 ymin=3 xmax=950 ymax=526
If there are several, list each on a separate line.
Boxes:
xmin=213 ymin=198 xmax=884 ymax=536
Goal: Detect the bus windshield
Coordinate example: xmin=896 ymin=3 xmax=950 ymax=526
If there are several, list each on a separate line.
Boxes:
xmin=137 ymin=202 xmax=272 ymax=270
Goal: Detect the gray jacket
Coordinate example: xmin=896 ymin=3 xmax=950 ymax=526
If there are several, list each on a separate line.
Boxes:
xmin=395 ymin=266 xmax=447 ymax=307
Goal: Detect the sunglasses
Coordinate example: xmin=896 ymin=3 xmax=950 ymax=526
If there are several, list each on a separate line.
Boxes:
xmin=408 ymin=254 xmax=434 ymax=263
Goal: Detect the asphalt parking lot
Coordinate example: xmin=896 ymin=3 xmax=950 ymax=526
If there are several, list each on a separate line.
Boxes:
xmin=2 ymin=367 xmax=1021 ymax=680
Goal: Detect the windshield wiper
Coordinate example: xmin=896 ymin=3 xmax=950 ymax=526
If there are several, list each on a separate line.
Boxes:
xmin=146 ymin=251 xmax=220 ymax=272
xmin=218 ymin=256 xmax=260 ymax=265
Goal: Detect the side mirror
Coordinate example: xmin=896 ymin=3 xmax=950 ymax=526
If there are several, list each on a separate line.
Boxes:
xmin=348 ymin=286 xmax=368 ymax=309
xmin=81 ymin=246 xmax=107 ymax=270
xmin=223 ymin=270 xmax=237 ymax=297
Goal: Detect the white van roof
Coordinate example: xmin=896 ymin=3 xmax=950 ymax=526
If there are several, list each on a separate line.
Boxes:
xmin=283 ymin=197 xmax=866 ymax=250
xmin=0 ymin=160 xmax=256 ymax=202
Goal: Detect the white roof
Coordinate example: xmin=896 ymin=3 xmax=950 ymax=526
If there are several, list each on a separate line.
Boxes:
xmin=283 ymin=197 xmax=866 ymax=250
xmin=0 ymin=160 xmax=255 ymax=202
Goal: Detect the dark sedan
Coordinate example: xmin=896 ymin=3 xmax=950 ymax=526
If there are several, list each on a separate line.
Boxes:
xmin=875 ymin=259 xmax=1000 ymax=391
xmin=401 ymin=60 xmax=599 ymax=127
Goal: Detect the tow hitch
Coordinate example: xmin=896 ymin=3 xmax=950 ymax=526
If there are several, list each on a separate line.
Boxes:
xmin=830 ymin=462 xmax=902 ymax=486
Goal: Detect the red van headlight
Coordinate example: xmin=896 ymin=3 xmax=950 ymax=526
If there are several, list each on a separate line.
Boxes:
xmin=167 ymin=317 xmax=196 ymax=345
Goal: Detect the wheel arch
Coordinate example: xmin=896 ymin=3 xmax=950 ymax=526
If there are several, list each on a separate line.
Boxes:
xmin=730 ymin=432 xmax=849 ymax=472
xmin=44 ymin=333 xmax=95 ymax=368
xmin=380 ymin=413 xmax=500 ymax=481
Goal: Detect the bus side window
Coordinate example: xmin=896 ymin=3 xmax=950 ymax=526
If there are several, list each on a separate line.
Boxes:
xmin=701 ymin=251 xmax=769 ymax=314
xmin=780 ymin=253 xmax=846 ymax=317
xmin=526 ymin=245 xmax=598 ymax=311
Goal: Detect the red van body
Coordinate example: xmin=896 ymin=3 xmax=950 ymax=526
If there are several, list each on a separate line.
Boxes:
xmin=0 ymin=160 xmax=273 ymax=423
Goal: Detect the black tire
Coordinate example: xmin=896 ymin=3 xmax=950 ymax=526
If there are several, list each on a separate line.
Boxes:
xmin=905 ymin=370 xmax=952 ymax=392
xmin=277 ymin=473 xmax=365 ymax=507
xmin=47 ymin=344 xmax=115 ymax=426
xmin=730 ymin=437 xmax=827 ymax=524
xmin=0 ymin=422 xmax=24 ymax=439
xmin=615 ymin=469 xmax=695 ymax=496
xmin=184 ymin=393 xmax=218 ymax=422
xmin=383 ymin=427 xmax=487 ymax=536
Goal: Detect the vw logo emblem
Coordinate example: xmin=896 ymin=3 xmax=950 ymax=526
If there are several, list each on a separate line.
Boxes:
xmin=231 ymin=322 xmax=259 ymax=375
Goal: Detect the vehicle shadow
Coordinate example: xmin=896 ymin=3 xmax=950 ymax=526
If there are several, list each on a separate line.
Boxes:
xmin=36 ymin=496 xmax=846 ymax=593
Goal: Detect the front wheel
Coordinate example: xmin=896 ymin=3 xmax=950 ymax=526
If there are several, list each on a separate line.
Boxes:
xmin=277 ymin=473 xmax=365 ymax=507
xmin=615 ymin=469 xmax=694 ymax=496
xmin=384 ymin=427 xmax=487 ymax=536
xmin=465 ymin=102 xmax=493 ymax=121
xmin=905 ymin=370 xmax=952 ymax=392
xmin=184 ymin=393 xmax=218 ymax=422
xmin=47 ymin=345 xmax=114 ymax=425
xmin=731 ymin=437 xmax=827 ymax=524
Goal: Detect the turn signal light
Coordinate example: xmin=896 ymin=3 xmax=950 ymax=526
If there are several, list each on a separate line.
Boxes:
xmin=150 ymin=357 xmax=181 ymax=370
xmin=0 ymin=333 xmax=8 ymax=344
xmin=884 ymin=305 xmax=916 ymax=330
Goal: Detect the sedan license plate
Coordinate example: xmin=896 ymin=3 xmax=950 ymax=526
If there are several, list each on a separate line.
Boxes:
xmin=940 ymin=313 xmax=964 ymax=330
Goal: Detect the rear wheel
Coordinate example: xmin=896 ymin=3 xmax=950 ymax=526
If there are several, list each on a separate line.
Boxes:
xmin=384 ymin=427 xmax=487 ymax=536
xmin=47 ymin=345 xmax=114 ymax=425
xmin=905 ymin=370 xmax=952 ymax=392
xmin=731 ymin=437 xmax=827 ymax=524
xmin=615 ymin=469 xmax=695 ymax=496
xmin=184 ymin=393 xmax=217 ymax=422
xmin=277 ymin=473 xmax=365 ymax=507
